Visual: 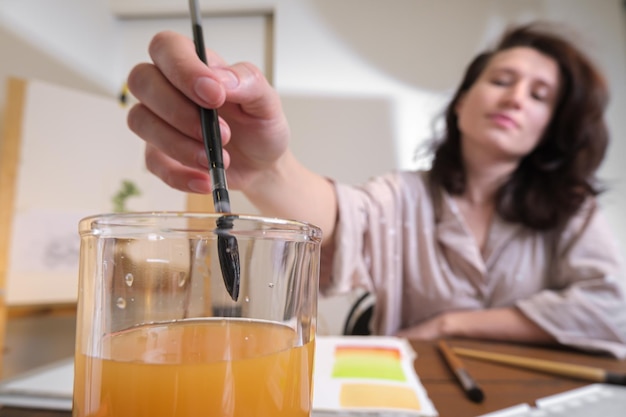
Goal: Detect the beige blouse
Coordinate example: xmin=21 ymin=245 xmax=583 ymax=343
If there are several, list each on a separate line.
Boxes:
xmin=323 ymin=170 xmax=626 ymax=358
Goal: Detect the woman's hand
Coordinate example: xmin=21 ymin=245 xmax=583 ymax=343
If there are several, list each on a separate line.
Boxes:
xmin=126 ymin=30 xmax=290 ymax=195
xmin=395 ymin=312 xmax=454 ymax=340
xmin=395 ymin=308 xmax=556 ymax=343
xmin=126 ymin=31 xmax=338 ymax=237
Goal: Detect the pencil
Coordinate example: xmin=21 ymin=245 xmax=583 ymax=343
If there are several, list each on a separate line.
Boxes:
xmin=452 ymin=347 xmax=626 ymax=386
xmin=437 ymin=340 xmax=485 ymax=403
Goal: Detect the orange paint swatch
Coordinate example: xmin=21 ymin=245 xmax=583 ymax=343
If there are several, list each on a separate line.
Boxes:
xmin=339 ymin=383 xmax=422 ymax=410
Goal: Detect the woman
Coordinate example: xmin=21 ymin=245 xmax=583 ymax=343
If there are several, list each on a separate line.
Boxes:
xmin=126 ymin=22 xmax=626 ymax=358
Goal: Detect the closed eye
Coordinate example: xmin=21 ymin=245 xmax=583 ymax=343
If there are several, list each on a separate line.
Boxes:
xmin=490 ymin=76 xmax=513 ymax=86
xmin=531 ymin=83 xmax=554 ymax=103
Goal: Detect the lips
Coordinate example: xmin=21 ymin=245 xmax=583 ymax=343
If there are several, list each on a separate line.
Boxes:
xmin=488 ymin=113 xmax=519 ymax=129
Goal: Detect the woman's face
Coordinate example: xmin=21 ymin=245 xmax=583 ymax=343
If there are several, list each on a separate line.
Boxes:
xmin=456 ymin=46 xmax=561 ymax=164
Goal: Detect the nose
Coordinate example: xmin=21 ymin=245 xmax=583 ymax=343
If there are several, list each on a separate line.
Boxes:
xmin=501 ymin=82 xmax=525 ymax=109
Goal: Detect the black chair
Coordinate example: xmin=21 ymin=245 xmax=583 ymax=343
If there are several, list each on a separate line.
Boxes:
xmin=342 ymin=291 xmax=375 ymax=336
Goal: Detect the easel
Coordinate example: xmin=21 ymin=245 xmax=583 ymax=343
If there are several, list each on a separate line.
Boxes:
xmin=0 ymin=78 xmax=27 ymax=374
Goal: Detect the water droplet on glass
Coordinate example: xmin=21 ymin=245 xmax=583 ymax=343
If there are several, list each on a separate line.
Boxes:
xmin=268 ymin=282 xmax=275 ymax=288
xmin=177 ymin=272 xmax=186 ymax=287
xmin=116 ymin=297 xmax=126 ymax=309
xmin=244 ymin=296 xmax=250 ymax=303
xmin=124 ymin=273 xmax=134 ymax=287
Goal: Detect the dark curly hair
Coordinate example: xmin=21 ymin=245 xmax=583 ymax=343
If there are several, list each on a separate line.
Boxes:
xmin=429 ymin=22 xmax=609 ymax=230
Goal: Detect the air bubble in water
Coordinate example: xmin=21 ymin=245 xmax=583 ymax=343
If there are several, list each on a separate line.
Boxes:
xmin=116 ymin=297 xmax=127 ymax=309
xmin=124 ymin=273 xmax=134 ymax=287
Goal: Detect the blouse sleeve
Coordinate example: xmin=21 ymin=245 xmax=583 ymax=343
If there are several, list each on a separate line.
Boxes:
xmin=516 ymin=198 xmax=626 ymax=358
xmin=319 ymin=173 xmax=412 ymax=334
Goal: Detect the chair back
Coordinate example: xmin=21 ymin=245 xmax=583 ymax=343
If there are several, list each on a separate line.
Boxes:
xmin=342 ymin=291 xmax=375 ymax=336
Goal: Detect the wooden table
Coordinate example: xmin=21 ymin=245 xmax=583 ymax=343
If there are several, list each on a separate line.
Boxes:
xmin=411 ymin=338 xmax=626 ymax=417
xmin=2 ymin=338 xmax=625 ymax=417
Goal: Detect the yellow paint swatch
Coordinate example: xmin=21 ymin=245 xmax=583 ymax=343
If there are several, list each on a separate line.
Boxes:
xmin=339 ymin=383 xmax=422 ymax=410
xmin=332 ymin=346 xmax=405 ymax=381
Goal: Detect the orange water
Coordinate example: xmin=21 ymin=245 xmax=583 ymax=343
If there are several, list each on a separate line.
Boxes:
xmin=73 ymin=319 xmax=314 ymax=417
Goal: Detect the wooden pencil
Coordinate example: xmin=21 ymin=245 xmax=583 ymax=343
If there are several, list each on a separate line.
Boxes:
xmin=452 ymin=347 xmax=626 ymax=385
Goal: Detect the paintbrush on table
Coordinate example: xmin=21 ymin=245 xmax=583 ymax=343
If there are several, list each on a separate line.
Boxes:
xmin=438 ymin=340 xmax=485 ymax=403
xmin=188 ymin=0 xmax=240 ymax=301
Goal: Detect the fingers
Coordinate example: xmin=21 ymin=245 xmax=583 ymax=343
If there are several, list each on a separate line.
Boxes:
xmin=127 ymin=103 xmax=205 ymax=167
xmin=128 ymin=101 xmax=233 ymax=190
xmin=140 ymin=31 xmax=282 ymax=123
xmin=128 ymin=31 xmax=279 ymax=136
xmin=128 ymin=63 xmax=203 ymax=141
xmin=217 ymin=61 xmax=284 ymax=122
xmin=127 ymin=30 xmax=288 ymax=195
xmin=145 ymin=143 xmax=212 ymax=194
xmin=146 ymin=30 xmax=229 ymax=109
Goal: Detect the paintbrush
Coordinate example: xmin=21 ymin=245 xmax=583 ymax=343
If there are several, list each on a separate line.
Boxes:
xmin=189 ymin=0 xmax=240 ymax=301
xmin=438 ymin=340 xmax=485 ymax=403
xmin=453 ymin=347 xmax=626 ymax=385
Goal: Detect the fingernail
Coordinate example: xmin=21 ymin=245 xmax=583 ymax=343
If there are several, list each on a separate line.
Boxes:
xmin=194 ymin=77 xmax=220 ymax=106
xmin=214 ymin=68 xmax=239 ymax=90
xmin=188 ymin=179 xmax=211 ymax=193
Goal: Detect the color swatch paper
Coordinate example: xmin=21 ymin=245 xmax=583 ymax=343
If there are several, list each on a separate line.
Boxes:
xmin=313 ymin=336 xmax=438 ymax=416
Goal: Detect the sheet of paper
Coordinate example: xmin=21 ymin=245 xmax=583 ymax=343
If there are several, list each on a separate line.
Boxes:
xmin=475 ymin=404 xmax=533 ymax=417
xmin=476 ymin=383 xmax=626 ymax=417
xmin=535 ymin=384 xmax=626 ymax=416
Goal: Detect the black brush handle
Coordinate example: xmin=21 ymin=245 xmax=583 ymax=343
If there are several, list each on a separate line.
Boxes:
xmin=189 ymin=0 xmax=240 ymax=301
xmin=605 ymin=371 xmax=626 ymax=385
xmin=192 ymin=21 xmax=231 ymax=214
